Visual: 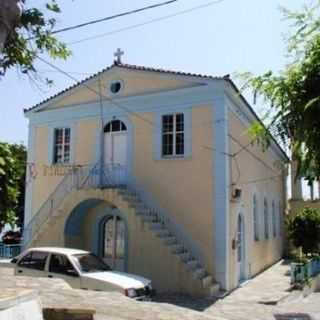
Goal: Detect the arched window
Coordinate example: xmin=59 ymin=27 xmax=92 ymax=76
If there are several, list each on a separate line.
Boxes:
xmin=272 ymin=200 xmax=276 ymax=238
xmin=104 ymin=120 xmax=127 ymax=133
xmin=253 ymin=194 xmax=259 ymax=241
xmin=264 ymin=198 xmax=269 ymax=239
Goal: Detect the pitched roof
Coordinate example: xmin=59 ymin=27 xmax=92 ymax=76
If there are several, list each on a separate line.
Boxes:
xmin=23 ymin=61 xmax=288 ymax=160
xmin=24 ymin=62 xmax=228 ymax=113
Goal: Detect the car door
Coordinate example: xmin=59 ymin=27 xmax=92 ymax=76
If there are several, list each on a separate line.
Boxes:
xmin=16 ymin=250 xmax=49 ymax=278
xmin=47 ymin=253 xmax=81 ymax=289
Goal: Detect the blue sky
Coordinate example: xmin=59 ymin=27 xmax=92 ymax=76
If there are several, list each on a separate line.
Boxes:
xmin=0 ymin=0 xmax=304 ymax=145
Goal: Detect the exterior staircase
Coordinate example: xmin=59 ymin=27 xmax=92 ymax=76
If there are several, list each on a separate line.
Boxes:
xmin=24 ymin=164 xmax=221 ymax=297
xmin=116 ymin=188 xmax=220 ymax=296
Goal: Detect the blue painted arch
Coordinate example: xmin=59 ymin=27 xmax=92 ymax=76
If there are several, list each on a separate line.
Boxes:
xmin=64 ymin=198 xmax=129 ymax=271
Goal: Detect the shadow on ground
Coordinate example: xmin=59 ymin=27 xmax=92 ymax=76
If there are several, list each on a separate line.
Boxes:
xmin=152 ymin=293 xmax=218 ymax=311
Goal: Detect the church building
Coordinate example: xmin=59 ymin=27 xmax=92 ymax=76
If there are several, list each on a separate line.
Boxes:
xmin=23 ymin=51 xmax=288 ymax=296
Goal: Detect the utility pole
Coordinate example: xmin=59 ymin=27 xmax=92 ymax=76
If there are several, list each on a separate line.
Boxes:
xmin=0 ymin=0 xmax=23 ymax=52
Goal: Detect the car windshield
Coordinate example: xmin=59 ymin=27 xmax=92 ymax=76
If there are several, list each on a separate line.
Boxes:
xmin=72 ymin=253 xmax=111 ymax=273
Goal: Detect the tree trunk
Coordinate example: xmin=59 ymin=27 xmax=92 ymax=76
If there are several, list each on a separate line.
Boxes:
xmin=0 ymin=0 xmax=23 ymax=52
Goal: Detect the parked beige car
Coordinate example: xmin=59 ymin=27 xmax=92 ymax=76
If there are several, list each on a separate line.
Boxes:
xmin=11 ymin=247 xmax=153 ymax=300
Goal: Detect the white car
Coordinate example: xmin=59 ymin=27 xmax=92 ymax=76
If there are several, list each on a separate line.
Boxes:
xmin=10 ymin=247 xmax=153 ymax=300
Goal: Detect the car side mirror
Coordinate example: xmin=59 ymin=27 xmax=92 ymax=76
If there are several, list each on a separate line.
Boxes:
xmin=11 ymin=258 xmax=18 ymax=264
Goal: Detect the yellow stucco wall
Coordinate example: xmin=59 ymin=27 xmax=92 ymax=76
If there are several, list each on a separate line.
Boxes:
xmin=31 ymin=120 xmax=100 ymax=215
xmin=31 ymin=188 xmax=209 ymax=296
xmin=32 ymin=126 xmax=64 ymax=214
xmin=29 ymin=103 xmax=216 ymax=287
xmin=28 ymin=69 xmax=288 ymax=293
xmin=131 ymin=106 xmax=214 ymax=273
xmin=49 ymin=68 xmax=197 ymax=109
xmin=228 ymin=110 xmax=285 ymax=289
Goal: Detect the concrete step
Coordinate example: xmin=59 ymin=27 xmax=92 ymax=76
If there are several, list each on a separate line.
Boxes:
xmin=162 ymin=236 xmax=177 ymax=245
xmin=154 ymin=228 xmax=171 ymax=238
xmin=202 ymin=275 xmax=213 ymax=288
xmin=212 ymin=289 xmax=228 ymax=299
xmin=186 ymin=259 xmax=199 ymax=271
xmin=204 ymin=283 xmax=223 ymax=299
xmin=170 ymin=244 xmax=184 ymax=254
xmin=141 ymin=215 xmax=158 ymax=223
xmin=193 ymin=268 xmax=206 ymax=280
xmin=178 ymin=251 xmax=192 ymax=262
xmin=149 ymin=222 xmax=163 ymax=230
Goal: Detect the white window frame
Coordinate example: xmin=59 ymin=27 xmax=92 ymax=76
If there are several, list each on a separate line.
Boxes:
xmin=161 ymin=113 xmax=185 ymax=158
xmin=53 ymin=127 xmax=71 ymax=164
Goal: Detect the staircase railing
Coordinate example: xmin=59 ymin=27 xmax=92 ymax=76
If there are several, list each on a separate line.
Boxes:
xmin=24 ymin=163 xmax=205 ymax=267
xmin=126 ymin=175 xmax=206 ymax=267
xmin=81 ymin=164 xmax=205 ymax=265
xmin=23 ymin=164 xmax=98 ymax=247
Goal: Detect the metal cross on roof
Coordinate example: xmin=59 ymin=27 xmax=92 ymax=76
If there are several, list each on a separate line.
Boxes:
xmin=114 ymin=48 xmax=124 ymax=64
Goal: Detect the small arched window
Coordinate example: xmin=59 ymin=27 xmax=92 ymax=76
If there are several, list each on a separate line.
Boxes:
xmin=264 ymin=198 xmax=269 ymax=239
xmin=272 ymin=200 xmax=276 ymax=238
xmin=253 ymin=194 xmax=259 ymax=241
xmin=104 ymin=120 xmax=127 ymax=133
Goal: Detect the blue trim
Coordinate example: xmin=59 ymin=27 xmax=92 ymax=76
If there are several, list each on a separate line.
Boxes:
xmin=154 ymin=108 xmax=192 ymax=160
xmin=26 ymin=82 xmax=220 ymax=119
xmin=28 ymin=85 xmax=220 ymax=126
xmin=212 ymin=94 xmax=230 ymax=290
xmin=64 ymin=199 xmax=102 ymax=236
xmin=48 ymin=127 xmax=54 ymax=165
xmin=24 ymin=125 xmax=36 ymax=225
xmin=64 ymin=200 xmax=129 ymax=272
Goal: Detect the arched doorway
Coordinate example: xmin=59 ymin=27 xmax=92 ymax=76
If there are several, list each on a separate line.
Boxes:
xmin=237 ymin=213 xmax=246 ymax=284
xmin=100 ymin=214 xmax=126 ymax=271
xmin=104 ymin=120 xmax=127 ymax=185
xmin=64 ymin=199 xmax=128 ymax=272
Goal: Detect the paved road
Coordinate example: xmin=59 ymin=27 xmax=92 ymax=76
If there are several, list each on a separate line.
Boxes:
xmin=156 ymin=261 xmax=320 ymax=320
xmin=0 ymin=267 xmax=224 ymax=320
xmin=1 ymin=261 xmax=320 ymax=320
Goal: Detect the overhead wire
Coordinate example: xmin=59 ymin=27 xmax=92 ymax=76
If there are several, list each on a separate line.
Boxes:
xmin=36 ymin=55 xmax=155 ymax=127
xmin=26 ymin=0 xmax=178 ymax=40
xmin=66 ymin=0 xmax=227 ymax=46
xmin=35 ymin=56 xmax=285 ymax=188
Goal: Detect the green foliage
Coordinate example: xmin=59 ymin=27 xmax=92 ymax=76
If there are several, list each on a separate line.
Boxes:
xmin=0 ymin=142 xmax=26 ymax=231
xmin=242 ymin=1 xmax=320 ymax=182
xmin=287 ymin=207 xmax=320 ymax=254
xmin=0 ymin=0 xmax=71 ymax=76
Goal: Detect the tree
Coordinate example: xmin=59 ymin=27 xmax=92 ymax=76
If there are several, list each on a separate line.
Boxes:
xmin=287 ymin=207 xmax=320 ymax=254
xmin=242 ymin=1 xmax=320 ymax=183
xmin=0 ymin=0 xmax=70 ymax=77
xmin=0 ymin=142 xmax=26 ymax=231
